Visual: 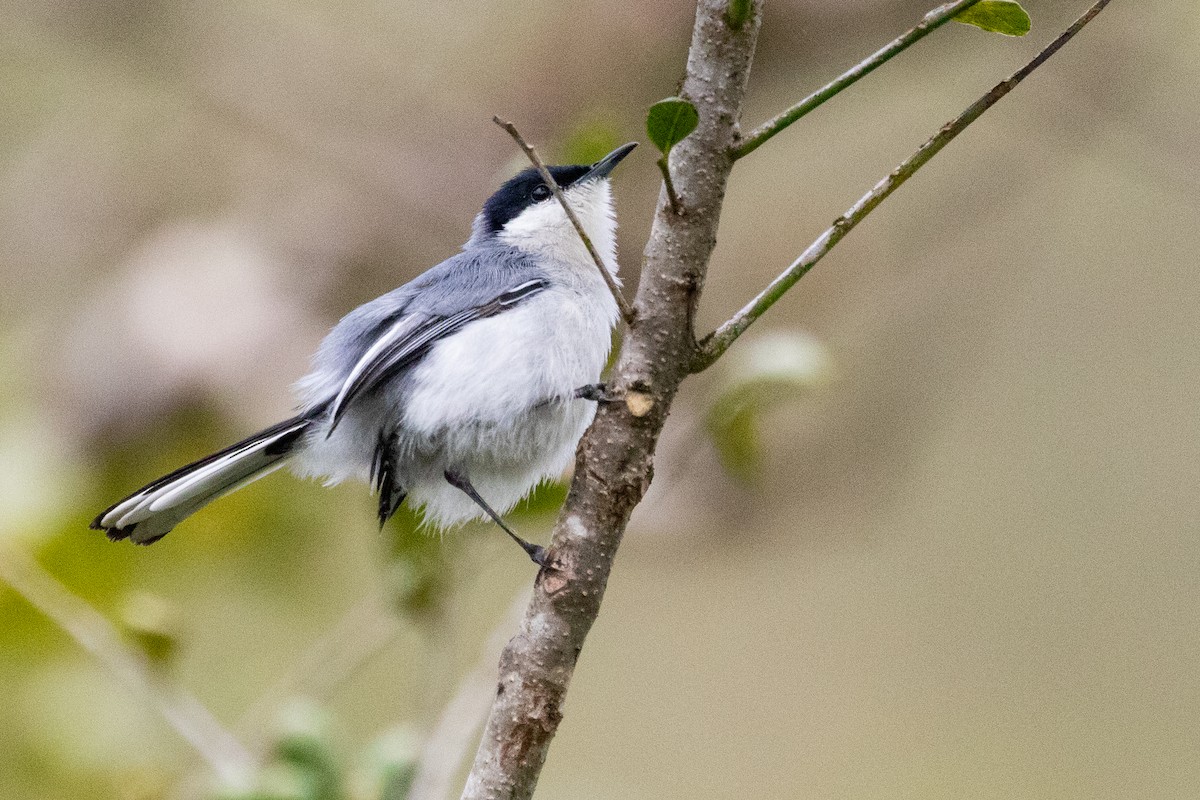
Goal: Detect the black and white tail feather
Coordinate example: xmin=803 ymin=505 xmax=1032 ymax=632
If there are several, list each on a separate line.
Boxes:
xmin=90 ymin=409 xmax=322 ymax=545
xmin=91 ymin=402 xmax=410 ymax=545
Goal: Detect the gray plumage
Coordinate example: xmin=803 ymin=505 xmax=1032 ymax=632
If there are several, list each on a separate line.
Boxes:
xmin=296 ymin=244 xmax=551 ymax=428
xmin=92 ymin=144 xmax=634 ymax=550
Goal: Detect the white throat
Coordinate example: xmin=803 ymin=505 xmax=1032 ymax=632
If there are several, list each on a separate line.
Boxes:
xmin=496 ymin=180 xmax=620 ymax=278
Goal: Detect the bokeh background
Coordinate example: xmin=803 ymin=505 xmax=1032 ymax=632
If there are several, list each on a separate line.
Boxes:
xmin=2 ymin=1 xmax=1197 ymax=798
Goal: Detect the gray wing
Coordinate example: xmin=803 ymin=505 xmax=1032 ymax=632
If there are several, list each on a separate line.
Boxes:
xmin=316 ymin=245 xmax=549 ymax=433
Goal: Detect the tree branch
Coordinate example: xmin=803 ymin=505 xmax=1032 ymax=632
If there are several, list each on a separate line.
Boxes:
xmin=695 ymin=0 xmax=1113 ymax=369
xmin=0 ymin=543 xmax=255 ymax=789
xmin=734 ymin=0 xmax=987 ymax=160
xmin=492 ymin=117 xmax=636 ymax=325
xmin=459 ymin=2 xmax=764 ymax=798
xmin=656 ymin=155 xmax=683 ymax=213
xmin=460 ymin=0 xmax=1110 ymax=795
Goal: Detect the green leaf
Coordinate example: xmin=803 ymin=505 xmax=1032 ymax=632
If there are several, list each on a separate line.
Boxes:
xmin=646 ymin=97 xmax=699 ymax=157
xmin=705 ymin=332 xmax=833 ymax=484
xmin=953 ymin=1 xmax=1031 ymax=36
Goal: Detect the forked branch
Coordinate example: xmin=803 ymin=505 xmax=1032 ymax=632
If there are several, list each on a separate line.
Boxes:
xmin=735 ymin=0 xmax=990 ymax=159
xmin=460 ymin=0 xmax=1112 ymax=797
xmin=695 ymin=0 xmax=1114 ymax=369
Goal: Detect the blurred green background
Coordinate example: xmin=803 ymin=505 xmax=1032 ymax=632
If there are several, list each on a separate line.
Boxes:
xmin=2 ymin=1 xmax=1197 ymax=798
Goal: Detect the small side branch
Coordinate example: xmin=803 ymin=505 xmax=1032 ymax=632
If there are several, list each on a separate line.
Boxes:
xmin=493 ymin=116 xmax=636 ymax=325
xmin=734 ymin=0 xmax=986 ymax=160
xmin=695 ymin=0 xmax=1114 ymax=369
xmin=657 ymin=155 xmax=683 ymax=213
xmin=0 ymin=543 xmax=255 ymax=789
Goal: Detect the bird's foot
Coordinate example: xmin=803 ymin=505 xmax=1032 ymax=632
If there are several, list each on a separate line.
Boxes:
xmin=574 ymin=382 xmax=622 ymax=403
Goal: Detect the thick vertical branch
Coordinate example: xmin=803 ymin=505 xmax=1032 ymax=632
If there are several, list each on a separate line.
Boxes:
xmin=459 ymin=2 xmax=763 ymax=798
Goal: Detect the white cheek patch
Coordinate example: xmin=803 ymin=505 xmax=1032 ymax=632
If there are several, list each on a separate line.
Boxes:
xmin=500 ymin=181 xmax=619 ymax=275
xmin=501 ymin=200 xmax=567 ymax=240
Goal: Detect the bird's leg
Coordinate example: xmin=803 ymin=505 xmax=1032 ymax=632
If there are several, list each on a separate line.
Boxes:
xmin=574 ymin=382 xmax=622 ymax=403
xmin=443 ymin=470 xmax=547 ymax=566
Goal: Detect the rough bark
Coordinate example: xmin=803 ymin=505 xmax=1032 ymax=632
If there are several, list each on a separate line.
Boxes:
xmin=458 ymin=1 xmax=763 ymax=798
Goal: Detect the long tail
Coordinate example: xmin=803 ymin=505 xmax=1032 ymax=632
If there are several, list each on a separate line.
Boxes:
xmin=91 ymin=414 xmax=316 ymax=545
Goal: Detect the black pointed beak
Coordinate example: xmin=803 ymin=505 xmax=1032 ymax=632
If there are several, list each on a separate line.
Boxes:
xmin=580 ymin=142 xmax=638 ymax=182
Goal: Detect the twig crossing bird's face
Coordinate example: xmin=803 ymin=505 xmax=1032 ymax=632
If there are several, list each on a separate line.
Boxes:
xmin=479 ymin=164 xmax=592 ymax=238
xmin=468 ymin=144 xmax=636 ymax=271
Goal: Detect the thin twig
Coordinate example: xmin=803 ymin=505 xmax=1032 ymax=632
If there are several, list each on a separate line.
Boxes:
xmin=656 ymin=156 xmax=683 ymax=213
xmin=492 ymin=116 xmax=636 ymax=324
xmin=0 ymin=543 xmax=255 ymax=789
xmin=734 ymin=0 xmax=986 ymax=160
xmin=409 ymin=591 xmax=529 ymax=800
xmin=695 ymin=0 xmax=1114 ymax=370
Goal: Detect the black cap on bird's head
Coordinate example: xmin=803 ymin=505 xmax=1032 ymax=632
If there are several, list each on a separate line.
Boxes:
xmin=476 ymin=142 xmax=637 ymax=239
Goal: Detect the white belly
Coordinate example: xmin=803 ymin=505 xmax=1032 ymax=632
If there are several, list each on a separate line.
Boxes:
xmin=398 ymin=288 xmax=611 ymax=525
xmin=292 ymin=286 xmax=615 ymax=528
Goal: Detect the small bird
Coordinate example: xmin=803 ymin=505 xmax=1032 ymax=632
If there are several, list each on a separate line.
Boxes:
xmin=91 ymin=142 xmax=637 ymax=564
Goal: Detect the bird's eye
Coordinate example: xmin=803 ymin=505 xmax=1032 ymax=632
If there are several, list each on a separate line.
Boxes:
xmin=531 ymin=184 xmax=552 ymax=201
